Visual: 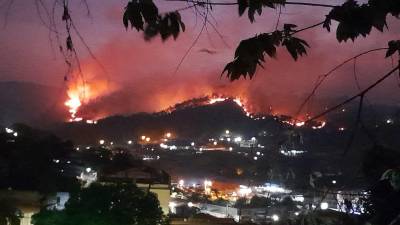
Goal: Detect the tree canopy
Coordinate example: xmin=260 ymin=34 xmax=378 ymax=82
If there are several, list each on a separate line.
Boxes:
xmin=0 ymin=200 xmax=21 ymax=225
xmin=32 ymin=183 xmax=166 ymax=225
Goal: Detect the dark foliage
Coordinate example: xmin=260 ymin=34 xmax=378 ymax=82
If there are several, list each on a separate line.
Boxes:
xmin=79 ymin=146 xmax=142 ymax=174
xmin=32 ymin=183 xmax=165 ymax=225
xmin=323 ymin=0 xmax=399 ymax=42
xmin=0 ymin=124 xmax=78 ymax=193
xmin=360 ymin=145 xmax=400 ymax=225
xmin=144 ymin=12 xmax=185 ymax=41
xmin=0 ymin=201 xmax=21 ymax=225
xmin=362 ymin=145 xmax=400 ymax=182
xmin=385 ymin=40 xmax=400 ymax=58
xmin=282 ymin=36 xmax=309 ymax=61
xmin=123 ymin=0 xmax=185 ymax=41
xmin=237 ymin=0 xmax=286 ymax=22
xmin=222 ymin=29 xmax=309 ymax=80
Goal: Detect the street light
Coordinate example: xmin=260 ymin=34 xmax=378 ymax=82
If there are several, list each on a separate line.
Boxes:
xmin=320 ymin=202 xmax=329 ymax=210
xmin=272 ymin=214 xmax=279 ymax=222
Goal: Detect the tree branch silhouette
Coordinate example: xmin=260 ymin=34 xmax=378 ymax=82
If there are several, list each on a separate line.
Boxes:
xmin=295 ymin=48 xmax=388 ymax=118
xmin=305 ymin=65 xmax=400 ymax=123
xmin=164 ymin=0 xmax=337 ymax=8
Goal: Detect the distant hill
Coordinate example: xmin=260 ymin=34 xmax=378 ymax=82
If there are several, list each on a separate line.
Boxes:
xmin=2 ymin=82 xmax=398 ymax=147
xmin=54 ymin=98 xmax=286 ymax=144
xmin=53 ymin=95 xmax=400 ymax=146
xmin=0 ymin=81 xmax=68 ymax=127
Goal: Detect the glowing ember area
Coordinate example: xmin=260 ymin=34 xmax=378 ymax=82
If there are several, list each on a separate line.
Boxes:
xmin=209 ymin=98 xmax=227 ymax=104
xmin=312 ymin=121 xmax=326 ymax=129
xmin=209 ymin=96 xmax=252 ymax=117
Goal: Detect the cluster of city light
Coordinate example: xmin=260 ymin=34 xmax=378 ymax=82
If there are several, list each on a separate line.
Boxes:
xmin=177 ymin=179 xmax=212 ymax=194
xmin=178 ymin=179 xmax=185 ymax=188
xmin=293 ymin=195 xmax=305 ymax=202
xmin=204 ymin=180 xmax=212 ymax=194
xmin=142 ymin=155 xmax=160 ymax=161
xmin=256 ymin=183 xmax=291 ymax=194
xmin=4 ymin=128 xmax=18 ymax=137
xmin=238 ymin=185 xmax=252 ymax=196
xmin=77 ymin=167 xmax=97 ymax=188
xmin=280 ymin=149 xmax=306 ymax=157
xmin=160 ymin=143 xmax=178 ymax=150
xmin=141 ymin=135 xmax=151 ymax=142
xmin=234 ymin=137 xmax=242 ymax=142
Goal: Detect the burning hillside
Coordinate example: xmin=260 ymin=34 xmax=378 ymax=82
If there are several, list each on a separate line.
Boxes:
xmin=162 ymin=96 xmax=250 ymax=115
xmin=64 ymin=76 xmax=117 ymax=122
xmin=64 ymin=79 xmax=327 ymax=128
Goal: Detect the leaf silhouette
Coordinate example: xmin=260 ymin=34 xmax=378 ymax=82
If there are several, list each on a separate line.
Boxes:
xmin=237 ymin=0 xmax=286 ymax=22
xmin=325 ymin=0 xmax=394 ymax=42
xmin=141 ymin=0 xmax=159 ymax=23
xmin=124 ymin=1 xmax=185 ymax=41
xmin=282 ymin=37 xmax=309 ymax=61
xmin=283 ymin=24 xmax=297 ymax=34
xmin=144 ymin=12 xmax=185 ymax=41
xmin=62 ymin=5 xmax=70 ymax=21
xmin=223 ymin=32 xmax=281 ymax=80
xmin=66 ymin=36 xmax=73 ymax=51
xmin=323 ymin=16 xmax=331 ymax=32
xmin=385 ymin=40 xmax=400 ymax=58
xmin=123 ymin=1 xmax=144 ymax=31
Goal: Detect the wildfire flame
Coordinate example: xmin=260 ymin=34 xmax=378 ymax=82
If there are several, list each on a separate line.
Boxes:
xmin=65 ymin=94 xmax=83 ymax=122
xmin=208 ymin=96 xmax=252 ymax=118
xmin=64 ymin=77 xmax=117 ymax=122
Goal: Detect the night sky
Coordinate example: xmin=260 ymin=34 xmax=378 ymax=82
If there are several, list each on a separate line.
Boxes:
xmin=1 ymin=0 xmax=399 ymax=118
